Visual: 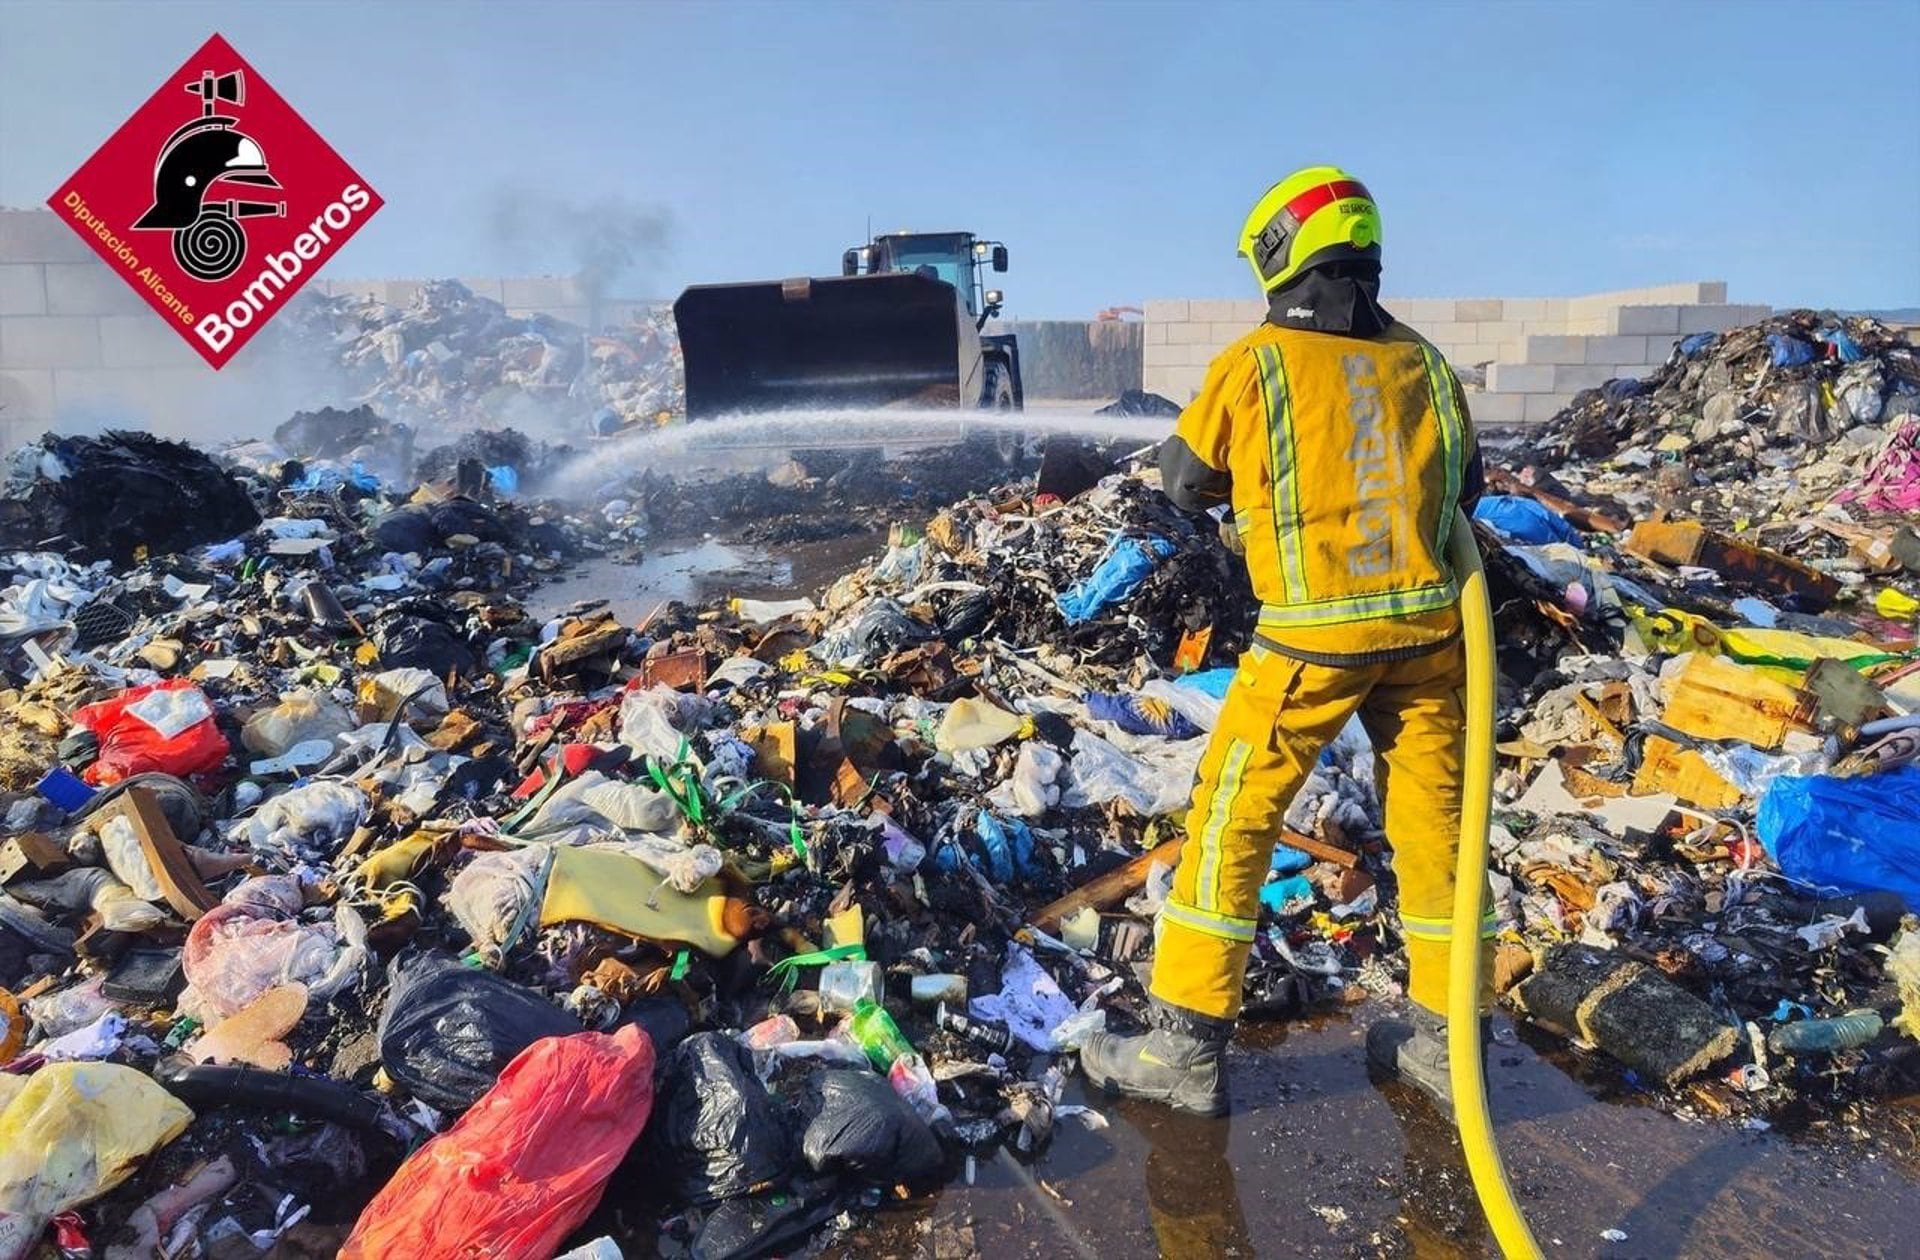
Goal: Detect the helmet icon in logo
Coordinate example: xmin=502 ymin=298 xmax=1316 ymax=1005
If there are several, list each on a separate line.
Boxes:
xmin=133 ymin=69 xmax=285 ymax=282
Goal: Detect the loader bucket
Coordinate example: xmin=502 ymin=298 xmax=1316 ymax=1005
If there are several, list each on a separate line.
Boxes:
xmin=674 ymin=272 xmax=974 ymax=417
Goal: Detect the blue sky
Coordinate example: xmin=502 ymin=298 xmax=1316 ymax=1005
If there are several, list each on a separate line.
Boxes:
xmin=4 ymin=0 xmax=1916 ymax=316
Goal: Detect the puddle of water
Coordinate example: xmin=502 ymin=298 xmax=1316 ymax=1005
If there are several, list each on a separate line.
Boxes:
xmin=529 ymin=529 xmax=885 ymax=624
xmin=827 ymin=1003 xmax=1920 ymax=1259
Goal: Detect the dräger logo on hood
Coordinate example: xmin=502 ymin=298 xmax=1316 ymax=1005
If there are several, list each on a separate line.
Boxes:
xmin=47 ymin=32 xmax=383 ymax=369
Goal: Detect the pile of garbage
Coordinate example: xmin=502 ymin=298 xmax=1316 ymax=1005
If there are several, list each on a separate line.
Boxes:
xmin=1472 ymin=312 xmax=1920 ymax=1104
xmin=1524 ymin=310 xmax=1920 ymax=505
xmin=273 ymin=279 xmax=683 ymax=433
xmin=0 ymin=419 xmax=1188 ymax=1258
xmin=2 ymin=319 xmax=1920 ymax=1256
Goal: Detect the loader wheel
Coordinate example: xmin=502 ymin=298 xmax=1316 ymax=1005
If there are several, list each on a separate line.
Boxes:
xmin=983 ymin=361 xmax=1015 ymax=411
xmin=982 ymin=361 xmax=1019 ymax=463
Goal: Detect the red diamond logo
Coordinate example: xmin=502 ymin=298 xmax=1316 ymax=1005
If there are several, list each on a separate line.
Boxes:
xmin=46 ymin=33 xmax=383 ymax=369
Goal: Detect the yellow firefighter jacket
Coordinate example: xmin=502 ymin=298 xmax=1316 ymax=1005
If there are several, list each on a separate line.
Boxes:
xmin=1159 ymin=320 xmax=1479 ymax=663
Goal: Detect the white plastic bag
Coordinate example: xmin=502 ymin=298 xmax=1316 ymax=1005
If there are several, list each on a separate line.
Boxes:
xmin=232 ymin=781 xmax=368 ymax=861
xmin=98 ymin=815 xmax=165 ymax=904
xmin=1059 ymin=729 xmax=1196 ymax=817
xmin=618 ymin=686 xmax=712 ymax=763
xmin=1007 ymin=742 xmax=1063 ymax=818
xmin=578 ymin=779 xmax=680 ymax=834
xmin=241 ymin=690 xmax=354 ymax=757
xmin=448 ymin=846 xmax=551 ymax=952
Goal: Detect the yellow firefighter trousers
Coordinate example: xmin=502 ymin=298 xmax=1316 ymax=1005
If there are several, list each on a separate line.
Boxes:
xmin=1149 ymin=638 xmax=1493 ymax=1021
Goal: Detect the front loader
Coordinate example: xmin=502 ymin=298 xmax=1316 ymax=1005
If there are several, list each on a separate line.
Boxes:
xmin=673 ymin=231 xmax=1022 ymax=419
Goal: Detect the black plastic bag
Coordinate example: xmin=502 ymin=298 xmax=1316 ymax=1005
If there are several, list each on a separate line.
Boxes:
xmin=800 ymin=1068 xmax=943 ymax=1186
xmin=372 ymin=505 xmax=438 ymax=555
xmin=374 ymin=613 xmax=478 ymax=676
xmin=0 ymin=431 xmax=260 ymax=564
xmin=690 ymin=1175 xmax=845 ymax=1260
xmin=645 ymin=1032 xmax=794 ymax=1205
xmin=618 ymin=995 xmax=693 ymax=1058
xmin=427 ymin=498 xmax=512 ymax=544
xmin=376 ymin=952 xmax=580 ymax=1110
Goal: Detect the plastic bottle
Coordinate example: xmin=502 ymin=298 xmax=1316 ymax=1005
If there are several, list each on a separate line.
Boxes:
xmin=935 ymin=1003 xmax=1017 ymax=1057
xmin=888 ymin=1051 xmax=953 ymax=1128
xmin=909 ymin=974 xmax=967 ymax=1007
xmin=730 ymin=596 xmax=815 ymax=623
xmin=1766 ymin=1010 xmax=1884 ymax=1055
xmin=849 ymin=999 xmax=914 ymax=1070
xmin=818 ymin=961 xmax=884 ymax=1013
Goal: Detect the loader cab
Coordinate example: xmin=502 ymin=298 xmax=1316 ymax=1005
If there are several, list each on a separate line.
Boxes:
xmin=843 ymin=231 xmax=1008 ymax=322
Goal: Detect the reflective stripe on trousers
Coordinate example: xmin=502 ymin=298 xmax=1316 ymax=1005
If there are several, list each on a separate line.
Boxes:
xmin=1151 ymin=638 xmax=1495 ymax=1020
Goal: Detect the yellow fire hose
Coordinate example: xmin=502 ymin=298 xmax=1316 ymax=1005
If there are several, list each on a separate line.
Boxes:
xmin=1447 ymin=507 xmax=1544 ymax=1259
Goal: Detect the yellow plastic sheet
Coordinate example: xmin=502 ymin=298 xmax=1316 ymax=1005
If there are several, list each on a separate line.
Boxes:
xmin=539 ymin=846 xmax=739 ymax=956
xmin=0 ymin=1063 xmax=192 ymax=1259
xmin=1631 ymin=606 xmax=1907 ymax=671
xmin=1876 ymin=588 xmax=1919 ymax=621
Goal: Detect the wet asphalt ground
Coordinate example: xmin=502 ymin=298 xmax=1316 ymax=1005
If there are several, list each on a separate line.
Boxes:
xmin=829 ymin=1004 xmax=1920 ymax=1259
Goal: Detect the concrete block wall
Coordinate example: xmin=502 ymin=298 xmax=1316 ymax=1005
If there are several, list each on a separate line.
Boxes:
xmin=1144 ymin=281 xmax=1771 ymax=426
xmin=1 ymin=209 xmax=210 ymax=449
xmin=0 ymin=208 xmax=675 ymax=448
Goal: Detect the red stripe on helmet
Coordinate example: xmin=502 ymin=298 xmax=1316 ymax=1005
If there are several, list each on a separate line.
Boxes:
xmin=1282 ymin=179 xmax=1370 ymax=225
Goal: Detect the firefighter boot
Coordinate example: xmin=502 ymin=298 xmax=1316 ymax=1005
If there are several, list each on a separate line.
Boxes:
xmin=1078 ymin=1000 xmax=1232 ymax=1117
xmin=1367 ymin=1005 xmax=1491 ymax=1117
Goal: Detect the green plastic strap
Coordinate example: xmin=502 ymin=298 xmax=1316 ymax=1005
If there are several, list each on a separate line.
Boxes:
xmin=501 ymin=752 xmax=570 ymax=833
xmin=716 ymin=777 xmax=808 ymax=859
xmin=670 ymin=948 xmax=691 ymax=982
xmin=764 ymin=942 xmax=867 ymax=991
xmin=647 ymin=738 xmax=708 ymax=828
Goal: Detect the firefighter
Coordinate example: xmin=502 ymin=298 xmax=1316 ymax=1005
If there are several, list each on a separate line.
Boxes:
xmin=1079 ymin=166 xmax=1491 ymax=1117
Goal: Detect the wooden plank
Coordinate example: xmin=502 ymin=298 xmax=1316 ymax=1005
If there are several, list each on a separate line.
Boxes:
xmin=1626 ymin=520 xmax=1839 ymax=608
xmin=0 ymin=833 xmax=70 ymax=886
xmin=1280 ymin=828 xmax=1359 ymax=870
xmin=1030 ymin=837 xmax=1183 ymax=935
xmin=117 ymin=786 xmax=219 ymax=920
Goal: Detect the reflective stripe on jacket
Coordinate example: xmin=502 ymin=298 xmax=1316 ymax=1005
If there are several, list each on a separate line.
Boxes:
xmin=1160 ymin=321 xmax=1478 ymax=661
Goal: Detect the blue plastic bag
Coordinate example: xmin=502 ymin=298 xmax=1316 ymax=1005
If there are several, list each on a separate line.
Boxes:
xmin=1269 ymin=842 xmax=1311 ymax=876
xmin=974 ymin=810 xmax=1036 ymax=883
xmin=1767 ymin=334 xmax=1817 ymax=368
xmin=1677 ymin=332 xmax=1717 ymax=359
xmin=1259 ymin=873 xmax=1314 ymax=914
xmin=1055 ymin=534 xmax=1175 ymax=624
xmin=487 ymin=465 xmax=520 ymax=495
xmin=1175 ymin=668 xmax=1235 ymax=700
xmin=290 ymin=461 xmax=380 ymax=494
xmin=1472 ymin=495 xmax=1581 ymax=546
xmin=1756 ymin=768 xmax=1920 ymax=910
xmin=1818 ymin=329 xmax=1863 ymax=363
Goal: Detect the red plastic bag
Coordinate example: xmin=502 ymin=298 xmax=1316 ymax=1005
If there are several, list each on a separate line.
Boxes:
xmin=71 ymin=680 xmax=229 ymax=786
xmin=340 ymin=1024 xmax=655 ymax=1260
